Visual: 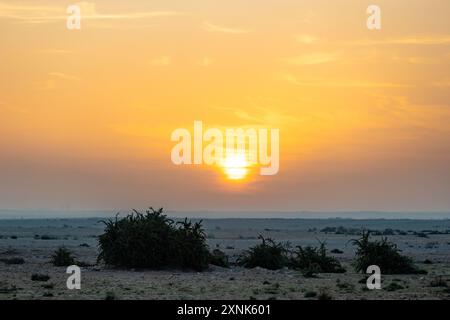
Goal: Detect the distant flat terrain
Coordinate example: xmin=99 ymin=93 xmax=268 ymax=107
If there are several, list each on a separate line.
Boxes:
xmin=1 ymin=217 xmax=449 ymax=300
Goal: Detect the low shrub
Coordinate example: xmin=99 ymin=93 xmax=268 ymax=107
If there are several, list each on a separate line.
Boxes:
xmin=31 ymin=274 xmax=50 ymax=282
xmin=0 ymin=257 xmax=25 ymax=265
xmin=430 ymin=276 xmax=447 ymax=288
xmin=97 ymin=208 xmax=210 ymax=271
xmin=105 ymin=291 xmax=118 ymax=300
xmin=51 ymin=246 xmax=76 ymax=266
xmin=209 ymin=249 xmax=229 ymax=268
xmin=317 ymin=288 xmax=333 ymax=300
xmin=351 ymin=231 xmax=426 ymax=274
xmin=237 ymin=236 xmax=289 ymax=270
xmin=385 ymin=282 xmax=404 ymax=291
xmin=290 ymin=242 xmax=346 ymax=274
xmin=304 ymin=290 xmax=317 ymax=298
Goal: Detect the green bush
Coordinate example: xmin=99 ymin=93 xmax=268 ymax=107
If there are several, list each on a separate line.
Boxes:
xmin=385 ymin=282 xmax=404 ymax=291
xmin=51 ymin=246 xmax=76 ymax=266
xmin=351 ymin=231 xmax=426 ymax=274
xmin=304 ymin=290 xmax=317 ymax=298
xmin=0 ymin=257 xmax=25 ymax=265
xmin=317 ymin=288 xmax=333 ymax=300
xmin=209 ymin=249 xmax=229 ymax=268
xmin=430 ymin=276 xmax=447 ymax=288
xmin=290 ymin=242 xmax=346 ymax=274
xmin=237 ymin=236 xmax=289 ymax=270
xmin=31 ymin=274 xmax=50 ymax=282
xmin=97 ymin=208 xmax=210 ymax=271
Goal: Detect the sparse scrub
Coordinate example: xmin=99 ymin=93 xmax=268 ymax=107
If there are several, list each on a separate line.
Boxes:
xmin=105 ymin=291 xmax=118 ymax=300
xmin=0 ymin=257 xmax=25 ymax=265
xmin=304 ymin=290 xmax=317 ymax=298
xmin=317 ymin=288 xmax=333 ymax=300
xmin=290 ymin=242 xmax=346 ymax=274
xmin=0 ymin=281 xmax=17 ymax=294
xmin=97 ymin=208 xmax=210 ymax=271
xmin=40 ymin=235 xmax=58 ymax=240
xmin=385 ymin=282 xmax=404 ymax=291
xmin=209 ymin=249 xmax=229 ymax=268
xmin=430 ymin=276 xmax=447 ymax=288
xmin=31 ymin=274 xmax=50 ymax=282
xmin=351 ymin=231 xmax=426 ymax=274
xmin=51 ymin=246 xmax=76 ymax=266
xmin=237 ymin=236 xmax=289 ymax=270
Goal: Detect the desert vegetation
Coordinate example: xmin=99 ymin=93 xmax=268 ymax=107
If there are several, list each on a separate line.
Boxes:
xmin=351 ymin=231 xmax=426 ymax=274
xmin=237 ymin=236 xmax=289 ymax=270
xmin=51 ymin=246 xmax=76 ymax=267
xmin=290 ymin=242 xmax=346 ymax=275
xmin=97 ymin=208 xmax=210 ymax=271
xmin=237 ymin=236 xmax=346 ymax=274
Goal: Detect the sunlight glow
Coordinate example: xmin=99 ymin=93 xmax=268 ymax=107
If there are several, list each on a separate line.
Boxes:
xmin=220 ymin=153 xmax=249 ymax=180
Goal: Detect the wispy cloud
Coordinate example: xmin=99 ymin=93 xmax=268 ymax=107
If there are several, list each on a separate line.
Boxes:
xmin=0 ymin=1 xmax=186 ymax=24
xmin=198 ymin=57 xmax=213 ymax=67
xmin=293 ymin=34 xmax=450 ymax=46
xmin=35 ymin=72 xmax=80 ymax=91
xmin=149 ymin=56 xmax=171 ymax=66
xmin=36 ymin=49 xmax=73 ymax=54
xmin=282 ymin=53 xmax=338 ymax=66
xmin=294 ymin=34 xmax=319 ymax=44
xmin=431 ymin=80 xmax=450 ymax=88
xmin=49 ymin=72 xmax=80 ymax=81
xmin=283 ymin=74 xmax=412 ymax=88
xmin=202 ymin=21 xmax=252 ymax=34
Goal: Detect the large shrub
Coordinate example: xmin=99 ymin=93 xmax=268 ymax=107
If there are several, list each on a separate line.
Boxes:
xmin=237 ymin=236 xmax=289 ymax=270
xmin=290 ymin=242 xmax=346 ymax=274
xmin=351 ymin=231 xmax=425 ymax=274
xmin=97 ymin=208 xmax=210 ymax=271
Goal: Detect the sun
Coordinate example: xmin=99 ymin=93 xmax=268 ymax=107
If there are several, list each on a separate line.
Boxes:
xmin=220 ymin=153 xmax=249 ymax=180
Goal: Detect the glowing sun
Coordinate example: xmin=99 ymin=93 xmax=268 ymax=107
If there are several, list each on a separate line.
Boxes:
xmin=220 ymin=153 xmax=249 ymax=180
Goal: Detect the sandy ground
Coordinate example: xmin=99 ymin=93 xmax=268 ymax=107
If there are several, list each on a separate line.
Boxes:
xmin=0 ymin=217 xmax=449 ymax=300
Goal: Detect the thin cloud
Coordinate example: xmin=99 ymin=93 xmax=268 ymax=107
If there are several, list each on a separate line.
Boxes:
xmin=0 ymin=1 xmax=186 ymax=24
xmin=198 ymin=57 xmax=213 ymax=67
xmin=203 ymin=21 xmax=252 ymax=34
xmin=431 ymin=80 xmax=450 ymax=88
xmin=283 ymin=74 xmax=412 ymax=88
xmin=49 ymin=72 xmax=80 ymax=81
xmin=293 ymin=34 xmax=450 ymax=46
xmin=294 ymin=35 xmax=319 ymax=44
xmin=37 ymin=49 xmax=73 ymax=54
xmin=283 ymin=53 xmax=338 ymax=66
xmin=149 ymin=56 xmax=171 ymax=66
xmin=345 ymin=35 xmax=450 ymax=46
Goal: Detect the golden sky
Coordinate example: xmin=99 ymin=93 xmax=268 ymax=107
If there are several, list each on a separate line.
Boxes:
xmin=1 ymin=0 xmax=449 ymax=212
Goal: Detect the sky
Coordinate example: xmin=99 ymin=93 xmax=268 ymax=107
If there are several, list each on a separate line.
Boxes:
xmin=0 ymin=0 xmax=449 ymax=213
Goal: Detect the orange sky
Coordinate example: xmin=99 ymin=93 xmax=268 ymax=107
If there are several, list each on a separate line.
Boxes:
xmin=1 ymin=0 xmax=449 ymax=212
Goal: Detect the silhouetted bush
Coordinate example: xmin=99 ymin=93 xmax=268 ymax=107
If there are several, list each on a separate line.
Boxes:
xmin=385 ymin=282 xmax=404 ymax=291
xmin=31 ymin=274 xmax=50 ymax=282
xmin=290 ymin=242 xmax=346 ymax=274
xmin=209 ymin=249 xmax=229 ymax=268
xmin=51 ymin=246 xmax=75 ymax=266
xmin=237 ymin=236 xmax=289 ymax=270
xmin=0 ymin=257 xmax=25 ymax=265
xmin=317 ymin=288 xmax=333 ymax=300
xmin=97 ymin=208 xmax=210 ymax=271
xmin=304 ymin=290 xmax=317 ymax=298
xmin=351 ymin=231 xmax=426 ymax=274
xmin=430 ymin=276 xmax=447 ymax=288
